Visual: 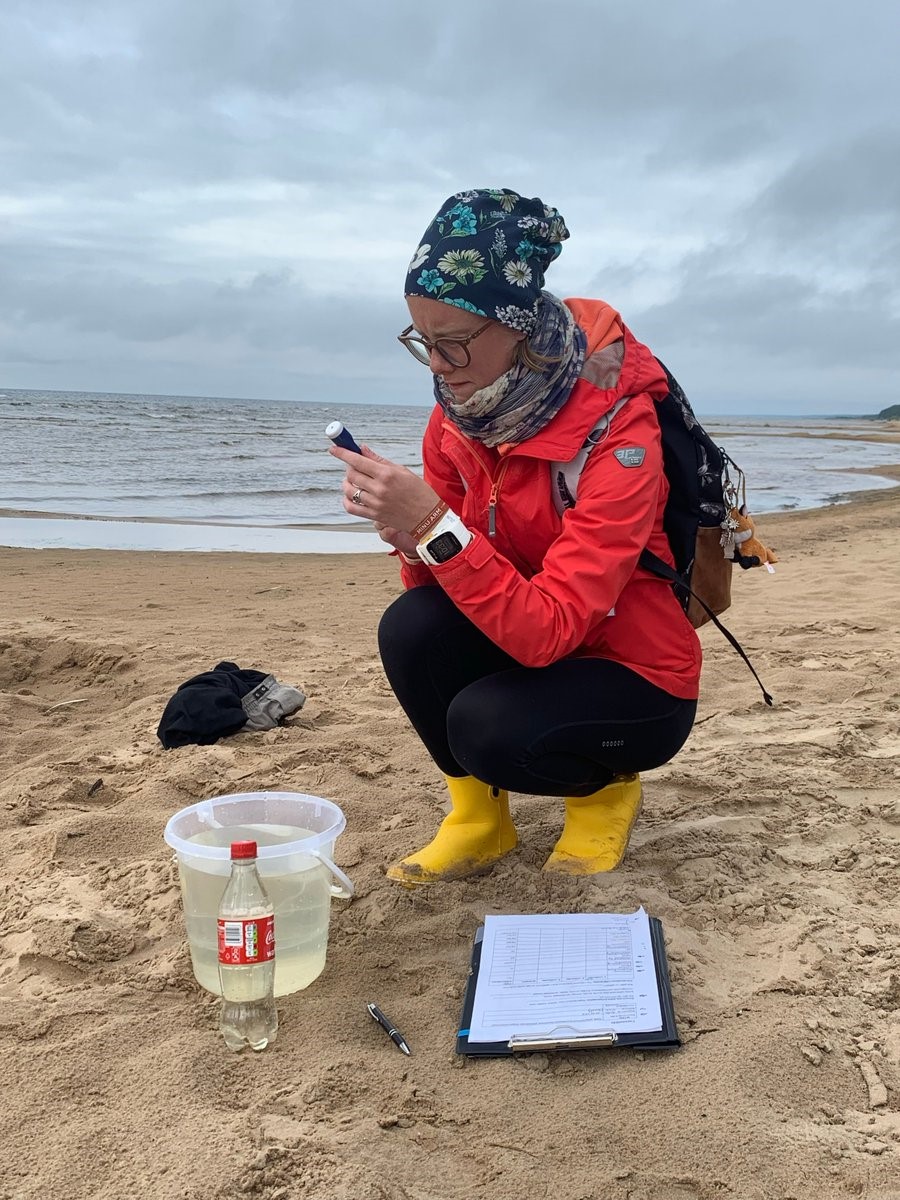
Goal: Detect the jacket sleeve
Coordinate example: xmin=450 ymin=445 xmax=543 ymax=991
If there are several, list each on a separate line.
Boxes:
xmin=424 ymin=394 xmax=667 ymax=666
xmin=397 ymin=406 xmax=468 ymax=590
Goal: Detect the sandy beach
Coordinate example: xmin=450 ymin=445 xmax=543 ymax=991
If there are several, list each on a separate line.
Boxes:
xmin=1 ymin=468 xmax=899 ymax=1199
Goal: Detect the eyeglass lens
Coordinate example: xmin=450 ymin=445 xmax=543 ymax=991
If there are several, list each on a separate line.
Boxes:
xmin=404 ymin=336 xmax=469 ymax=368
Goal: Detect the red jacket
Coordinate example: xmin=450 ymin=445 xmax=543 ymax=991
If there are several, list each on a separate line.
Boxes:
xmin=397 ymin=299 xmax=702 ymax=700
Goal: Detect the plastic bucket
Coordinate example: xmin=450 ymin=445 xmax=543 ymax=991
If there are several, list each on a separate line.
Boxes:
xmin=163 ymin=791 xmax=354 ymax=997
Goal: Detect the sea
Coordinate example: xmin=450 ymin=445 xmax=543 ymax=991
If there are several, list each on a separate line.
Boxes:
xmin=2 ymin=387 xmax=899 ymax=553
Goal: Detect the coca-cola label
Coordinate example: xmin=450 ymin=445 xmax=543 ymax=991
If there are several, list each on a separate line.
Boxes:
xmin=217 ymin=915 xmax=275 ymax=965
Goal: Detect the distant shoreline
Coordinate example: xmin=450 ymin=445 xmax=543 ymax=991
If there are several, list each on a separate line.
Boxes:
xmin=1 ymin=384 xmax=898 ymax=423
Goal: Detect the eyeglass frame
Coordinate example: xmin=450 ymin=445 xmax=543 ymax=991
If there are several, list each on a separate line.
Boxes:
xmin=397 ymin=320 xmax=493 ymax=369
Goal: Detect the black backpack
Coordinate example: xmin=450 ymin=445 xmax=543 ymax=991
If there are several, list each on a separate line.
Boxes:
xmin=552 ymin=362 xmax=774 ymax=705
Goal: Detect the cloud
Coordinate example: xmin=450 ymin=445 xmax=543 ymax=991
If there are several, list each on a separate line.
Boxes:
xmin=1 ymin=0 xmax=899 ymax=411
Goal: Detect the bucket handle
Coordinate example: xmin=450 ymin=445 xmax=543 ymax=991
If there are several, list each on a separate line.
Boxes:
xmin=313 ymin=849 xmax=354 ymax=899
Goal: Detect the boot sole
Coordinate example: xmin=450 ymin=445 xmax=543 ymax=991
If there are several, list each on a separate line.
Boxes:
xmin=386 ymin=843 xmax=518 ymax=887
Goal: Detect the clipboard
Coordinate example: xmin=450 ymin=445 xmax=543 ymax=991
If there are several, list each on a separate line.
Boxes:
xmin=456 ymin=917 xmax=679 ymax=1056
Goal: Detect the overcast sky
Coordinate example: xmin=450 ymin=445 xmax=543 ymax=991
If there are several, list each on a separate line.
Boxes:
xmin=3 ymin=0 xmax=899 ymax=415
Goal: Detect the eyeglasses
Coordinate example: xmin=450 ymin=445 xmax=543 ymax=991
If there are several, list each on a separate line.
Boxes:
xmin=397 ymin=321 xmax=492 ymax=368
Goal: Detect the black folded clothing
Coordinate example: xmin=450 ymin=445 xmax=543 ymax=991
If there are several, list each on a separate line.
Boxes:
xmin=157 ymin=660 xmax=304 ymax=750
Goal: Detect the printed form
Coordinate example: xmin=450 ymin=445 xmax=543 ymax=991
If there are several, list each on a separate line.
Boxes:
xmin=467 ymin=909 xmax=662 ymax=1043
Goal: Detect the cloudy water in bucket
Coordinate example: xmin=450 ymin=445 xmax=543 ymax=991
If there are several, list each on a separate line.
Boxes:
xmin=181 ymin=824 xmax=332 ymax=997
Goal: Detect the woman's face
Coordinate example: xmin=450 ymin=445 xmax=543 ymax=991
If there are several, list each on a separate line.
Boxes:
xmin=406 ymin=295 xmax=525 ymax=403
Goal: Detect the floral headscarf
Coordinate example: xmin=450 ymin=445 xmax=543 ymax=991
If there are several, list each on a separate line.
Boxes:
xmin=404 ymin=189 xmax=570 ymax=334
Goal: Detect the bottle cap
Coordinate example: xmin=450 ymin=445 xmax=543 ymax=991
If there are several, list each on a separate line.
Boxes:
xmin=324 ymin=420 xmax=343 ymax=438
xmin=230 ymin=840 xmax=258 ymax=859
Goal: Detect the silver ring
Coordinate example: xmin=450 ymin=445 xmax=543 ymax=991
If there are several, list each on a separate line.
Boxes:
xmin=351 ymin=488 xmax=363 ymax=505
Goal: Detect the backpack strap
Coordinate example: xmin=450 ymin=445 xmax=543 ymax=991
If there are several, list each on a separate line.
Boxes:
xmin=550 ymin=391 xmax=775 ymax=707
xmin=551 ymin=395 xmax=631 ymax=514
xmin=639 ymin=549 xmax=774 ymax=706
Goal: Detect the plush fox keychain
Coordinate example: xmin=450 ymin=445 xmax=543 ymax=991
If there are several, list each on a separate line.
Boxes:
xmin=723 ymin=507 xmax=778 ymax=572
xmin=718 ymin=462 xmax=778 ymax=573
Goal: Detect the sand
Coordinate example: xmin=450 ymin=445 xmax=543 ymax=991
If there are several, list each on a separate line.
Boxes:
xmin=1 ymin=469 xmax=899 ymax=1199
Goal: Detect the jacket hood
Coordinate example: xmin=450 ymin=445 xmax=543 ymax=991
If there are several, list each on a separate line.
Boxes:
xmin=501 ymin=298 xmax=668 ymax=461
xmin=565 ymin=297 xmax=624 ymax=356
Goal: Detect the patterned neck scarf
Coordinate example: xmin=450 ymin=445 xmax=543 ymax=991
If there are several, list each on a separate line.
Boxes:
xmin=433 ymin=293 xmax=586 ymax=448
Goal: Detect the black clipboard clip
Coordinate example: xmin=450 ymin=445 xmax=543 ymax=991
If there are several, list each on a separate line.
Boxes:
xmin=508 ymin=1030 xmax=618 ymax=1052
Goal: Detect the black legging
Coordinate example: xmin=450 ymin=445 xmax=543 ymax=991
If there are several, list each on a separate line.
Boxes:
xmin=378 ymin=587 xmax=697 ymax=798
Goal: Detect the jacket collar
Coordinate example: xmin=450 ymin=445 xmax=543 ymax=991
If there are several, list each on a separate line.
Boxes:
xmin=507 ymin=330 xmax=667 ymax=461
xmin=436 ymin=299 xmax=668 ymax=463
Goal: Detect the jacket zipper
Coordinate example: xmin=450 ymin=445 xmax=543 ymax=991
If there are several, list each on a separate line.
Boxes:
xmin=487 ymin=460 xmax=512 ymax=538
xmin=445 ymin=424 xmax=512 ymax=539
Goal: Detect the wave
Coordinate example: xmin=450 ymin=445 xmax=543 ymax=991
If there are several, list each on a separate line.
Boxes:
xmin=161 ymin=486 xmax=334 ymax=500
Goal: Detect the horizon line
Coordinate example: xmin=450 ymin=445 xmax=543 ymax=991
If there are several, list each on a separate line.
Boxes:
xmin=0 ymin=384 xmax=886 ymax=421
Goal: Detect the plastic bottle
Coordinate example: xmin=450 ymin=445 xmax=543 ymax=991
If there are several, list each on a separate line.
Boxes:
xmin=217 ymin=840 xmax=278 ymax=1051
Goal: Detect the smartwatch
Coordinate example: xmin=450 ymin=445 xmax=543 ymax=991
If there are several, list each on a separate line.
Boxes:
xmin=416 ymin=509 xmax=473 ymax=566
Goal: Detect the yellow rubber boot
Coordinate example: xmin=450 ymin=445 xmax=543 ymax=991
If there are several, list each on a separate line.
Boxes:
xmin=386 ymin=775 xmax=517 ymax=886
xmin=542 ymin=774 xmax=642 ymax=875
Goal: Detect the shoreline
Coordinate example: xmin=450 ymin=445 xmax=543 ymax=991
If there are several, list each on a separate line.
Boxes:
xmin=1 ymin=464 xmax=898 ymax=555
xmin=2 ymin=419 xmax=899 ymax=555
xmin=0 ymin=507 xmax=373 ymax=532
xmin=0 ymin=513 xmax=385 ymax=554
xmin=0 ymin=471 xmax=895 ymax=571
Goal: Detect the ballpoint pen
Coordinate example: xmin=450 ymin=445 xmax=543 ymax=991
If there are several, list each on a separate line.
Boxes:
xmin=367 ymin=1002 xmax=412 ymax=1056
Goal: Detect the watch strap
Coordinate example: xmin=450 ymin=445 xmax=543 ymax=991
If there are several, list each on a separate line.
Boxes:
xmin=416 ymin=509 xmax=473 ymax=566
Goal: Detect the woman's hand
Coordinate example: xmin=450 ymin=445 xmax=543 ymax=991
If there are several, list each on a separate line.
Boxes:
xmin=330 ymin=444 xmax=441 ymax=535
xmin=372 ymin=521 xmax=419 ymax=559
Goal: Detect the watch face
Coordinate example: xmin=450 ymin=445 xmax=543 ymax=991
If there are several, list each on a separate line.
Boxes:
xmin=426 ymin=531 xmax=463 ymax=563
